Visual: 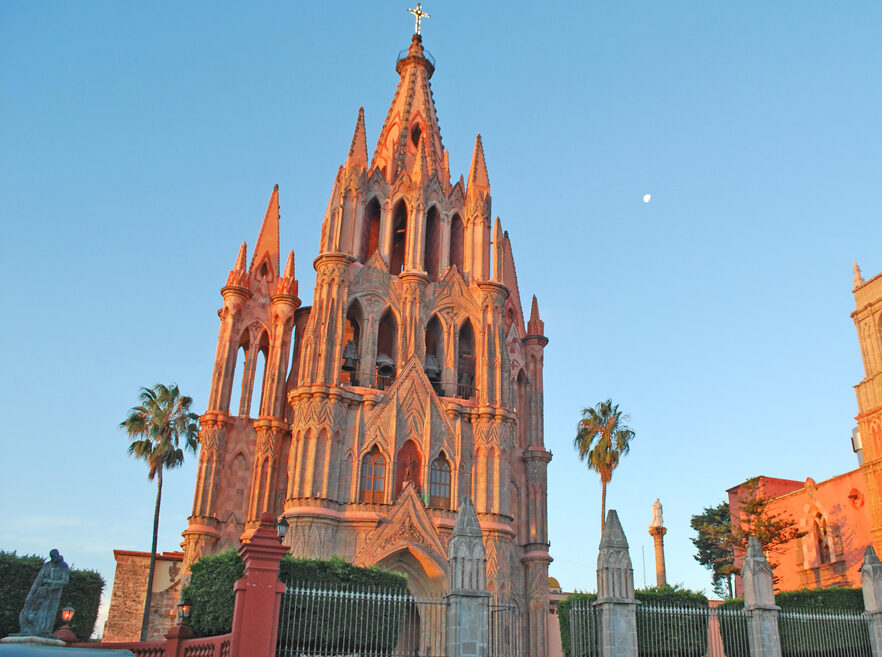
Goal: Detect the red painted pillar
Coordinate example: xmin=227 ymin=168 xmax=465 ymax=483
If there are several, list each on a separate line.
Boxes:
xmin=229 ymin=512 xmax=287 ymax=657
xmin=164 ymin=623 xmax=194 ymax=657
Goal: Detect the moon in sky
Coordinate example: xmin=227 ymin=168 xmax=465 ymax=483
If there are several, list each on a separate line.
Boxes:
xmin=643 ymin=193 xmax=652 ymax=203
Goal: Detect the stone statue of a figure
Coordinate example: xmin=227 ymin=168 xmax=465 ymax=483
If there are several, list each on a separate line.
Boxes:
xmin=650 ymin=498 xmax=664 ymax=529
xmin=18 ymin=549 xmax=70 ymax=636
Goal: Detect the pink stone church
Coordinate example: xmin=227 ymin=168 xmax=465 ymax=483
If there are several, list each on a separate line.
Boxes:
xmin=106 ymin=29 xmax=553 ymax=655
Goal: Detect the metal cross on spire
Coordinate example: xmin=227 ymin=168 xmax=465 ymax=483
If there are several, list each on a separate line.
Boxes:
xmin=408 ymin=3 xmax=430 ymax=36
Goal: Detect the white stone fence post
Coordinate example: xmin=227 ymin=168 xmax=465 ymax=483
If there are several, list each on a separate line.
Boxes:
xmin=742 ymin=536 xmax=782 ymax=657
xmin=861 ymin=545 xmax=882 ymax=657
xmin=595 ymin=509 xmax=639 ymax=657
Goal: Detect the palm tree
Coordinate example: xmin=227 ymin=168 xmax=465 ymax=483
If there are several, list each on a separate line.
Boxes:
xmin=121 ymin=383 xmax=199 ymax=641
xmin=573 ymin=399 xmax=635 ymax=532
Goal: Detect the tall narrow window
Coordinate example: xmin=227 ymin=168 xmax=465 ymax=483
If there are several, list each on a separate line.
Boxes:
xmin=449 ymin=213 xmax=464 ymax=273
xmin=230 ymin=344 xmax=247 ymax=415
xmin=516 ymin=369 xmax=529 ymax=448
xmin=424 ymin=206 xmax=440 ymax=281
xmin=425 ymin=315 xmax=443 ymax=392
xmin=359 ymin=198 xmax=382 ymax=264
xmin=376 ymin=309 xmax=398 ymax=389
xmin=457 ymin=320 xmax=476 ymax=399
xmin=430 ymin=454 xmax=451 ymax=509
xmin=389 ymin=201 xmax=408 ymax=275
xmin=342 ymin=301 xmax=363 ymax=385
xmin=360 ymin=446 xmax=386 ymax=503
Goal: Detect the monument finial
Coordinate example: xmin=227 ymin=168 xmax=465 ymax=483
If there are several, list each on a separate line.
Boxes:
xmin=408 ymin=3 xmax=430 ymax=36
xmin=854 ymin=260 xmax=866 ymax=289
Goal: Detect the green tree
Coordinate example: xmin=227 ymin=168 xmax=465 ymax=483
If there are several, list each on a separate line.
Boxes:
xmin=690 ymin=502 xmax=737 ymax=597
xmin=573 ymin=399 xmax=635 ymax=531
xmin=729 ymin=478 xmax=806 ymax=581
xmin=121 ymin=383 xmax=199 ymax=641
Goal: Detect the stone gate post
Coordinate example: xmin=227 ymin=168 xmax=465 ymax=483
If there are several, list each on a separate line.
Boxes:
xmin=229 ymin=512 xmax=288 ymax=657
xmin=861 ymin=545 xmax=882 ymax=657
xmin=742 ymin=536 xmax=781 ymax=657
xmin=446 ymin=498 xmax=490 ymax=657
xmin=595 ymin=510 xmax=639 ymax=657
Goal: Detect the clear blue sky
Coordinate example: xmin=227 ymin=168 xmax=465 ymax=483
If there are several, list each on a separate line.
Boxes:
xmin=2 ymin=1 xmax=881 ymax=632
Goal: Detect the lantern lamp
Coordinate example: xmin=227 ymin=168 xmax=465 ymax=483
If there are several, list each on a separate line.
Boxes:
xmin=177 ymin=600 xmax=191 ymax=622
xmin=276 ymin=515 xmax=289 ymax=541
xmin=61 ymin=607 xmax=75 ymax=623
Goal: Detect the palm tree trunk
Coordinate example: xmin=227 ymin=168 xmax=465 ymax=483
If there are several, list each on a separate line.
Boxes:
xmin=140 ymin=468 xmax=162 ymax=642
xmin=601 ymin=479 xmax=607 ymax=533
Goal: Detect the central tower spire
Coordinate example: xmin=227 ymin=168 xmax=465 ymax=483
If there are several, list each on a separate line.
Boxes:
xmin=371 ymin=34 xmax=446 ymax=185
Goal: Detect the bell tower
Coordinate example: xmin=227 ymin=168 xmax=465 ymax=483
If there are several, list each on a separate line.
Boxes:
xmin=854 ymin=262 xmax=882 ymax=553
xmin=179 ymin=25 xmax=553 ymax=657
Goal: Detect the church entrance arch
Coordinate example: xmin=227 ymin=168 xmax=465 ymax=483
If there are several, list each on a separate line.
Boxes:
xmin=375 ymin=546 xmax=447 ymax=655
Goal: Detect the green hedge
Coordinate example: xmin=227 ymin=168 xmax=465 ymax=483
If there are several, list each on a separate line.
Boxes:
xmin=718 ymin=588 xmax=867 ymax=657
xmin=182 ymin=550 xmax=408 ymax=641
xmin=0 ymin=551 xmax=104 ymax=641
xmin=558 ymin=587 xmax=709 ymax=657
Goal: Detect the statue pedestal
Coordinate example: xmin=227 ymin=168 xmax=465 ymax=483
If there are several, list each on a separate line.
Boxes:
xmin=0 ymin=635 xmax=66 ymax=646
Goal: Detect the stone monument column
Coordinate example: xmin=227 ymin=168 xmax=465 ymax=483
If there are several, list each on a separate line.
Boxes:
xmin=742 ymin=536 xmax=782 ymax=657
xmin=861 ymin=545 xmax=882 ymax=657
xmin=595 ymin=510 xmax=639 ymax=657
xmin=648 ymin=498 xmax=667 ymax=587
xmin=446 ymin=498 xmax=489 ymax=657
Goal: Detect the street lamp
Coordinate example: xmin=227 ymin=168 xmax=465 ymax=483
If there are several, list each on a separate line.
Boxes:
xmin=276 ymin=515 xmax=289 ymax=541
xmin=60 ymin=607 xmax=75 ymax=623
xmin=177 ymin=600 xmax=191 ymax=623
xmin=53 ymin=607 xmax=77 ymax=643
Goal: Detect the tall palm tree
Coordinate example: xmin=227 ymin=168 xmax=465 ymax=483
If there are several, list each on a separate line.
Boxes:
xmin=573 ymin=399 xmax=635 ymax=532
xmin=121 ymin=383 xmax=199 ymax=641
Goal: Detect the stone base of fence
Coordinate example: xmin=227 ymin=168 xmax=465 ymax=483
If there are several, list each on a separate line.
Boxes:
xmin=71 ymin=629 xmax=232 ymax=657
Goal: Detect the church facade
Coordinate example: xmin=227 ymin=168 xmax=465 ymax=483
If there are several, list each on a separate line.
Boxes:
xmin=179 ymin=32 xmax=552 ymax=654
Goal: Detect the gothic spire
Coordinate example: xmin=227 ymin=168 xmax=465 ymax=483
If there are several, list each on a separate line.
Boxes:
xmin=371 ymin=35 xmax=445 ymax=181
xmin=274 ymin=250 xmax=298 ymax=297
xmin=467 ymin=134 xmax=490 ymax=196
xmin=234 ymin=241 xmax=247 ymax=272
xmin=527 ymin=294 xmax=544 ymax=336
xmin=412 ymin=133 xmax=430 ymax=186
xmin=251 ymin=184 xmax=281 ymax=277
xmin=492 ymin=217 xmax=504 ymax=281
xmin=854 ymin=260 xmax=866 ymax=289
xmin=346 ymin=107 xmax=368 ymax=172
xmin=282 ymin=250 xmax=295 ymax=279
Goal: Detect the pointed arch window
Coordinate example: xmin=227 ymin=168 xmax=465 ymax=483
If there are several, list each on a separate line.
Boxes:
xmin=425 ymin=314 xmax=443 ymax=393
xmin=375 ymin=309 xmax=398 ymax=389
xmin=359 ymin=198 xmax=382 ymax=264
xmin=424 ymin=206 xmax=440 ymax=281
xmin=342 ymin=300 xmax=363 ymax=385
xmin=360 ymin=446 xmax=386 ymax=504
xmin=457 ymin=320 xmax=476 ymax=399
xmin=430 ymin=453 xmax=451 ymax=509
xmin=389 ymin=201 xmax=408 ymax=275
xmin=449 ymin=213 xmax=464 ymax=273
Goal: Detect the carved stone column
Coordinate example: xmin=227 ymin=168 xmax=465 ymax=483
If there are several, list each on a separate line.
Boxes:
xmin=861 ymin=545 xmax=882 ymax=657
xmin=595 ymin=510 xmax=638 ymax=657
xmin=742 ymin=536 xmax=782 ymax=657
xmin=446 ymin=498 xmax=489 ymax=657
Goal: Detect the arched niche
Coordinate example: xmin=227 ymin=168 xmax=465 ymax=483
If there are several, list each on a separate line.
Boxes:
xmin=342 ymin=299 xmax=364 ymax=385
xmin=449 ymin=213 xmax=464 ymax=273
xmin=424 ymin=206 xmax=440 ymax=281
xmin=389 ymin=200 xmax=408 ymax=275
xmin=424 ymin=314 xmax=444 ymax=392
xmin=376 ymin=309 xmax=398 ymax=388
xmin=394 ymin=439 xmax=423 ymax=497
xmin=457 ymin=319 xmax=476 ymax=399
xmin=359 ymin=197 xmax=382 ymax=264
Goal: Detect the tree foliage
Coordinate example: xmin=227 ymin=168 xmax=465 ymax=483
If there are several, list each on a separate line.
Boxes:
xmin=182 ymin=550 xmax=408 ymax=638
xmin=121 ymin=383 xmax=199 ymax=641
xmin=0 ymin=551 xmax=104 ymax=641
xmin=573 ymin=399 xmax=635 ymax=531
xmin=690 ymin=502 xmax=736 ymax=597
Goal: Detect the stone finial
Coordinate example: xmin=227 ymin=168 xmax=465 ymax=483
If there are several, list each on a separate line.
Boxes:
xmin=274 ymin=251 xmax=298 ymax=297
xmin=448 ymin=498 xmax=486 ymax=592
xmin=861 ymin=545 xmax=882 ymax=613
xmin=742 ymin=537 xmax=775 ymax=608
xmin=346 ymin=107 xmax=368 ymax=172
xmin=854 ymin=260 xmax=866 ymax=289
xmin=443 ymin=149 xmax=451 ymax=186
xmin=226 ymin=242 xmax=249 ymax=288
xmin=467 ymin=134 xmax=490 ymax=196
xmin=650 ymin=498 xmax=664 ymax=529
xmin=527 ymin=295 xmax=545 ymax=336
xmin=597 ymin=509 xmax=635 ymax=601
xmin=412 ymin=134 xmax=430 ymax=186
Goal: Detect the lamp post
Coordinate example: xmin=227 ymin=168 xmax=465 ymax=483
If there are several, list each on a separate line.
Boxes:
xmin=53 ymin=606 xmax=77 ymax=643
xmin=276 ymin=515 xmax=288 ymax=542
xmin=176 ymin=600 xmax=191 ymax=625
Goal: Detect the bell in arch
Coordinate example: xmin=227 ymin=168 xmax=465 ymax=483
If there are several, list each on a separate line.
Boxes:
xmin=424 ymin=354 xmax=441 ymax=382
xmin=375 ymin=352 xmax=395 ymax=378
xmin=341 ymin=340 xmax=359 ymax=372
